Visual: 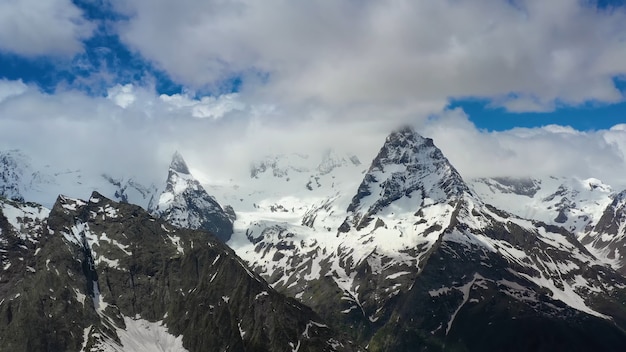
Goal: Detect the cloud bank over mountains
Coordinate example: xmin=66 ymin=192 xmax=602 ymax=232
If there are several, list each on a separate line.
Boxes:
xmin=0 ymin=1 xmax=625 ymax=190
xmin=1 ymin=80 xmax=625 ymax=190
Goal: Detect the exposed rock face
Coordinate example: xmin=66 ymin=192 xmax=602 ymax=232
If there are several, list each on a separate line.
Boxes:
xmin=367 ymin=235 xmax=626 ymax=352
xmin=0 ymin=196 xmax=99 ymax=352
xmin=149 ymin=152 xmax=234 ymax=242
xmin=0 ymin=193 xmax=359 ymax=352
xmin=0 ymin=150 xmax=28 ymax=202
xmin=581 ymin=190 xmax=626 ymax=274
xmin=318 ymin=150 xmax=361 ymax=175
xmin=101 ymin=173 xmax=158 ymax=206
xmin=250 ymin=153 xmax=311 ymax=179
xmin=477 ymin=176 xmax=542 ymax=197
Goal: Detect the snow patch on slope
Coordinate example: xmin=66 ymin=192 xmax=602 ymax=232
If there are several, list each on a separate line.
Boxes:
xmin=85 ymin=317 xmax=187 ymax=352
xmin=469 ymin=176 xmax=613 ymax=236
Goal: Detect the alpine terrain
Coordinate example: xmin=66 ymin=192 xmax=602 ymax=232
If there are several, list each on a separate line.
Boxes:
xmin=0 ymin=192 xmax=359 ymax=351
xmin=217 ymin=127 xmax=626 ymax=351
xmin=2 ymin=127 xmax=626 ymax=351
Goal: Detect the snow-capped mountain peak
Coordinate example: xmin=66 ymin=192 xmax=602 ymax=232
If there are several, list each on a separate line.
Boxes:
xmin=149 ymin=152 xmax=233 ymax=242
xmin=342 ymin=126 xmax=469 ymax=231
xmin=221 ymin=127 xmax=626 ymax=350
xmin=249 ymin=153 xmax=312 ymax=179
xmin=0 ymin=149 xmax=30 ymax=202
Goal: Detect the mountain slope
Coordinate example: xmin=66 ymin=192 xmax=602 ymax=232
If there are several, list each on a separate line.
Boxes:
xmin=581 ymin=190 xmax=626 ymax=275
xmin=4 ymin=129 xmax=626 ymax=350
xmin=225 ymin=127 xmax=626 ymax=350
xmin=149 ymin=152 xmax=233 ymax=242
xmin=0 ymin=193 xmax=359 ymax=351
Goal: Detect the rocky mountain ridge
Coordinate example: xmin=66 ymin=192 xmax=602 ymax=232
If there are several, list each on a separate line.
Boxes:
xmin=0 ymin=192 xmax=359 ymax=351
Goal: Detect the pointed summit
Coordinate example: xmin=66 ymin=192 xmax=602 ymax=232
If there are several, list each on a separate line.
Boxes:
xmin=149 ymin=152 xmax=233 ymax=242
xmin=342 ymin=126 xmax=469 ymax=231
xmin=170 ymin=151 xmax=190 ymax=174
xmin=370 ymin=126 xmax=447 ymax=175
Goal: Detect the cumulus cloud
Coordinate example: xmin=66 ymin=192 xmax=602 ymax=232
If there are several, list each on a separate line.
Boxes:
xmin=160 ymin=92 xmax=245 ymax=119
xmin=0 ymin=79 xmax=28 ymax=103
xmin=420 ymin=111 xmax=626 ymax=189
xmin=111 ymin=0 xmax=626 ymax=112
xmin=0 ymin=0 xmax=95 ymax=57
xmin=107 ymin=84 xmax=137 ymax=108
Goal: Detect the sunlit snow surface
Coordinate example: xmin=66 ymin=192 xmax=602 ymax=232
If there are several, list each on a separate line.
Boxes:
xmin=83 ymin=317 xmax=188 ymax=352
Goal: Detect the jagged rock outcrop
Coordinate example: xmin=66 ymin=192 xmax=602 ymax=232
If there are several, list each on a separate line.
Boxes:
xmin=0 ymin=150 xmax=28 ymax=202
xmin=581 ymin=190 xmax=626 ymax=275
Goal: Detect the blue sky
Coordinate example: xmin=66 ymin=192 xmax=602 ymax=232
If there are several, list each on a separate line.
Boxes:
xmin=1 ymin=0 xmax=626 ymax=186
xmin=0 ymin=0 xmax=183 ymax=96
xmin=450 ymin=96 xmax=626 ymax=131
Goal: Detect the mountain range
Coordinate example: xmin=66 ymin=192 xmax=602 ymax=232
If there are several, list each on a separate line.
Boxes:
xmin=2 ymin=127 xmax=626 ymax=351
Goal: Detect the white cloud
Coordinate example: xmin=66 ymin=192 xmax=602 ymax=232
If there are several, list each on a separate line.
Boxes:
xmin=107 ymin=84 xmax=137 ymax=108
xmin=0 ymin=0 xmax=95 ymax=57
xmin=491 ymin=96 xmax=556 ymax=113
xmin=160 ymin=93 xmax=245 ymax=119
xmin=0 ymin=79 xmax=28 ymax=103
xmin=0 ymin=80 xmax=382 ymax=187
xmin=111 ymin=0 xmax=626 ymax=112
xmin=610 ymin=124 xmax=626 ymax=132
xmin=1 ymin=79 xmax=625 ymax=203
xmin=420 ymin=111 xmax=626 ymax=189
xmin=2 ymin=1 xmax=625 ymax=210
